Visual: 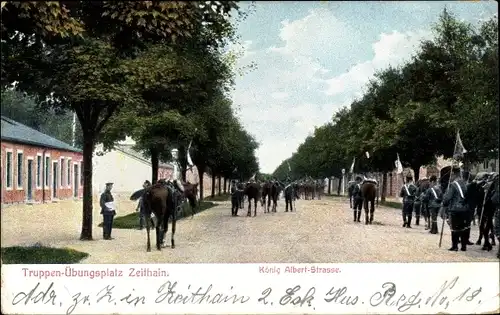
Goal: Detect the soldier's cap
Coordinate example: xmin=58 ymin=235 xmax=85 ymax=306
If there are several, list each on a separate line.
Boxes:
xmin=105 ymin=182 xmax=114 ymax=186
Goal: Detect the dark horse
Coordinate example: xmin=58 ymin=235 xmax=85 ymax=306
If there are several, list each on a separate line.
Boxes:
xmin=180 ymin=181 xmax=199 ymax=218
xmin=361 ymin=180 xmax=378 ymax=224
xmin=244 ymin=181 xmax=261 ymax=217
xmin=142 ymin=182 xmax=176 ymax=252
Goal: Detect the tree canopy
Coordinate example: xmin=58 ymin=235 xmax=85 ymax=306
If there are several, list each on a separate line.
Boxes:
xmin=273 ymin=9 xmax=498 ymax=183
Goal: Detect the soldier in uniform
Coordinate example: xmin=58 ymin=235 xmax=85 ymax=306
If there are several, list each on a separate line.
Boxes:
xmin=422 ymin=175 xmax=442 ymax=234
xmin=491 ymin=178 xmax=499 ymax=258
xmin=399 ymin=175 xmax=417 ymax=228
xmin=351 ymin=176 xmax=363 ymax=222
xmin=100 ymin=182 xmax=116 ymax=240
xmin=413 ymin=180 xmax=423 ymax=226
xmin=443 ymin=167 xmax=469 ymax=251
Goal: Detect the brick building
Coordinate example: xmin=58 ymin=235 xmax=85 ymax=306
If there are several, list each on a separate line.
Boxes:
xmin=1 ymin=116 xmax=83 ymax=204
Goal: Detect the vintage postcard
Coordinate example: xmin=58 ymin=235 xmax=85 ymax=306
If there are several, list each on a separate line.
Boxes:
xmin=1 ymin=1 xmax=499 ymax=314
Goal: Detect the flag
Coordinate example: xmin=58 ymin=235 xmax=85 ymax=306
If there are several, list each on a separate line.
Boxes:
xmin=365 ymin=151 xmax=370 ymax=159
xmin=186 ymin=139 xmax=194 ymax=167
xmin=349 ymin=157 xmax=355 ymax=173
xmin=287 ymin=161 xmax=291 ymax=172
xmin=453 ymin=130 xmax=467 ymax=160
xmin=395 ymin=153 xmax=403 ymax=174
xmin=249 ymin=173 xmax=256 ymax=181
xmin=233 ymin=167 xmax=237 ymax=173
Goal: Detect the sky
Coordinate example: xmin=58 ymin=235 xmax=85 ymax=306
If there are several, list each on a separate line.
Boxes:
xmin=228 ymin=0 xmax=497 ymax=174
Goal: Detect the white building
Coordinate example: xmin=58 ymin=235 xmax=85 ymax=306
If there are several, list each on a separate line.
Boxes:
xmin=92 ymin=137 xmax=173 ymax=195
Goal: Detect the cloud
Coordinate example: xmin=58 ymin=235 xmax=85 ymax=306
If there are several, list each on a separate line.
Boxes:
xmin=270 ymin=92 xmax=289 ymax=100
xmin=324 ymin=29 xmax=432 ymax=97
xmin=231 ymin=7 xmax=437 ymax=173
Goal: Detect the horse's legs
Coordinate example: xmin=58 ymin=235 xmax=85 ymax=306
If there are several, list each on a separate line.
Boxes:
xmin=146 ymin=213 xmax=152 ymax=252
xmin=364 ymin=198 xmax=369 ymax=225
xmin=482 ymin=213 xmax=493 ymax=251
xmin=155 ymin=214 xmax=162 ymax=251
xmin=171 ymin=211 xmax=176 ymax=249
xmin=369 ymin=199 xmax=375 ymax=224
xmin=161 ymin=213 xmax=169 ymax=248
xmin=267 ymin=196 xmax=271 ymax=213
xmin=254 ymin=199 xmax=257 ymax=217
xmin=247 ymin=197 xmax=252 ymax=216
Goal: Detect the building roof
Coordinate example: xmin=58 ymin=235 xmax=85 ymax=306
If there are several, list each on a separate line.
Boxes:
xmin=114 ymin=144 xmax=174 ymax=169
xmin=1 ymin=116 xmax=82 ymax=153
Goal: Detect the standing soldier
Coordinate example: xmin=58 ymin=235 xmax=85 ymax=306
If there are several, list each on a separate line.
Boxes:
xmin=413 ymin=180 xmax=423 ymax=226
xmin=491 ymin=178 xmax=499 ymax=258
xmin=442 ymin=167 xmax=469 ymax=251
xmin=351 ymin=176 xmax=363 ymax=222
xmin=422 ymin=175 xmax=442 ymax=234
xmin=399 ymin=174 xmax=417 ymax=228
xmin=100 ymin=182 xmax=116 ymax=240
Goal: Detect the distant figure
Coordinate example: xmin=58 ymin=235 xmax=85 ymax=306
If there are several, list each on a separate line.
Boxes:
xmin=100 ymin=182 xmax=116 ymax=240
xmin=399 ymin=175 xmax=417 ymax=228
xmin=136 ymin=180 xmax=152 ymax=229
xmin=351 ymin=176 xmax=363 ymax=222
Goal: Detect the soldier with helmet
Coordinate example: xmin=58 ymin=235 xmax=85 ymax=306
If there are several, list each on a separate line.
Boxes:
xmin=422 ymin=175 xmax=443 ymax=234
xmin=399 ymin=174 xmax=417 ymax=228
xmin=443 ymin=167 xmax=469 ymax=251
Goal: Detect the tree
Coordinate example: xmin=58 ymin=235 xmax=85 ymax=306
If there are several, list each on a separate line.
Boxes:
xmin=1 ymin=1 xmax=241 ymax=240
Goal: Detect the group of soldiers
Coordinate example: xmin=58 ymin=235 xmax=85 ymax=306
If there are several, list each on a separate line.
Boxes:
xmin=349 ymin=168 xmax=499 ymax=257
xmin=398 ymin=167 xmax=499 ymax=255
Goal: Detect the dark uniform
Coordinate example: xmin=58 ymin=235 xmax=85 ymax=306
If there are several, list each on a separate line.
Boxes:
xmin=422 ymin=178 xmax=442 ymax=234
xmin=413 ymin=183 xmax=423 ymax=226
xmin=491 ymin=184 xmax=499 ymax=258
xmin=399 ymin=179 xmax=417 ymax=228
xmin=352 ymin=177 xmax=363 ymax=222
xmin=442 ymin=173 xmax=469 ymax=251
xmin=230 ymin=181 xmax=240 ymax=216
xmin=100 ymin=183 xmax=116 ymax=240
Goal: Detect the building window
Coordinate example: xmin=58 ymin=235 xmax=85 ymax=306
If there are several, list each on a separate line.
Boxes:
xmin=36 ymin=155 xmax=42 ymax=187
xmin=17 ymin=151 xmax=23 ymax=188
xmin=6 ymin=151 xmax=13 ymax=189
xmin=67 ymin=159 xmax=71 ymax=185
xmin=45 ymin=156 xmax=50 ymax=186
xmin=60 ymin=158 xmax=65 ymax=187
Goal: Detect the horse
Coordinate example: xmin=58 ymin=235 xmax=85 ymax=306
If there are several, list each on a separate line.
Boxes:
xmin=269 ymin=181 xmax=284 ymax=212
xmin=142 ymin=181 xmax=176 ymax=252
xmin=347 ymin=180 xmax=357 ymax=208
xmin=361 ymin=179 xmax=378 ymax=224
xmin=261 ymin=181 xmax=272 ymax=212
xmin=244 ymin=181 xmax=261 ymax=217
xmin=180 ymin=181 xmax=198 ymax=218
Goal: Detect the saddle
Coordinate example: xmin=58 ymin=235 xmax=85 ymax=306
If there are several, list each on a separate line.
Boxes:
xmin=362 ymin=178 xmax=378 ymax=185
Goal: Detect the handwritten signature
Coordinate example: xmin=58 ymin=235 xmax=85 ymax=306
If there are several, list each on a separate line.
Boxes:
xmin=10 ymin=276 xmax=485 ymax=314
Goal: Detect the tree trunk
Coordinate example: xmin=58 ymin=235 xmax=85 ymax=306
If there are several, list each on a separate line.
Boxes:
xmin=217 ymin=176 xmax=222 ymax=196
xmin=198 ymin=169 xmax=205 ymax=200
xmin=211 ymin=174 xmax=216 ymax=198
xmin=79 ymin=135 xmax=95 ymax=241
xmin=150 ymin=148 xmax=159 ymax=184
xmin=328 ymin=178 xmax=332 ymax=195
xmin=337 ymin=176 xmax=342 ymax=195
xmin=223 ymin=177 xmax=227 ymax=194
xmin=381 ymin=172 xmax=388 ymax=202
xmin=412 ymin=164 xmax=421 ymax=182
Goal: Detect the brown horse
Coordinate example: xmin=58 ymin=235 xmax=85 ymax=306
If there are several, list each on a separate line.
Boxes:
xmin=143 ymin=182 xmax=176 ymax=252
xmin=181 ymin=181 xmax=199 ymax=218
xmin=361 ymin=180 xmax=378 ymax=224
xmin=244 ymin=182 xmax=261 ymax=216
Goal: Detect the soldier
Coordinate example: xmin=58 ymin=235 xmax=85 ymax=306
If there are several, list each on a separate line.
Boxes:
xmin=100 ymin=182 xmax=116 ymax=240
xmin=443 ymin=167 xmax=469 ymax=251
xmin=399 ymin=175 xmax=417 ymax=228
xmin=463 ymin=172 xmax=476 ymax=245
xmin=413 ymin=180 xmax=423 ymax=226
xmin=491 ymin=179 xmax=499 ymax=258
xmin=351 ymin=176 xmax=363 ymax=222
xmin=422 ymin=175 xmax=442 ymax=234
